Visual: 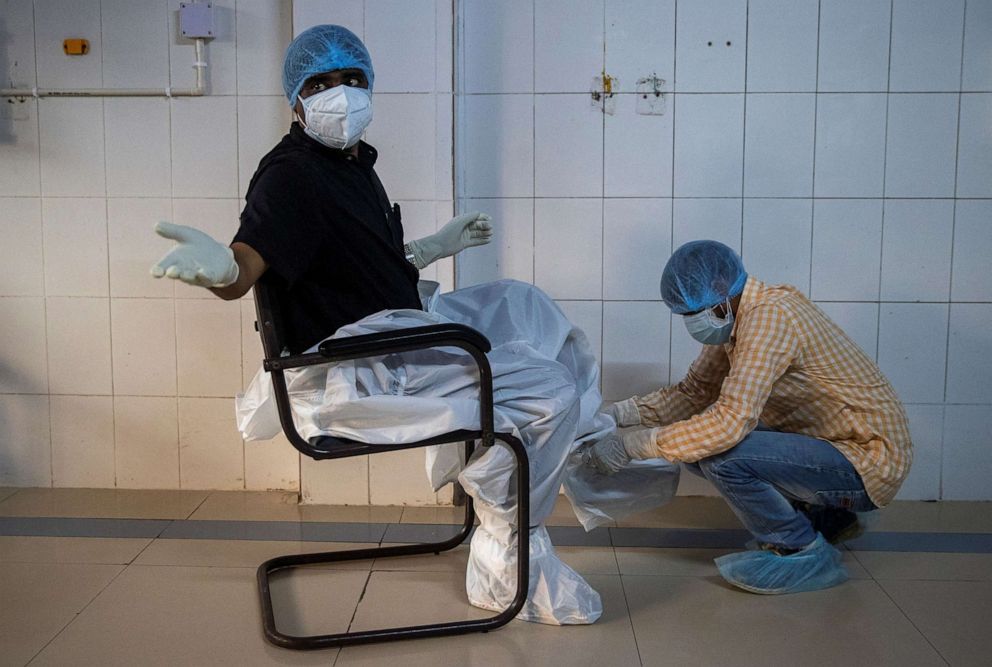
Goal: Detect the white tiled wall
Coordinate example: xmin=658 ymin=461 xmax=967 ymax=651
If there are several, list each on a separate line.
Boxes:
xmin=456 ymin=0 xmax=992 ymax=501
xmin=0 ymin=0 xmax=455 ymax=505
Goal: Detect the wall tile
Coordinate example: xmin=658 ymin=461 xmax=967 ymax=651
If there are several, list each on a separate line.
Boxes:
xmin=674 ymin=0 xmax=747 ymax=92
xmin=534 ymin=199 xmax=602 ymax=300
xmin=435 ymin=0 xmax=453 ymax=94
xmin=176 ymin=299 xmax=243 ymax=398
xmin=742 ymin=199 xmax=812 ymax=293
xmin=34 ymin=0 xmax=103 ymax=89
xmin=108 ymin=198 xmax=175 ymax=299
xmin=111 ymin=298 xmax=176 ymax=396
xmin=395 ymin=200 xmax=437 ymax=247
xmin=168 ymin=0 xmax=237 ymax=95
xmin=245 ymin=434 xmax=300 ymax=492
xmin=370 ymin=448 xmax=437 ymax=505
xmin=42 ymin=198 xmax=108 ymax=297
xmin=434 ymin=94 xmax=454 ymax=200
xmin=670 ymin=318 xmax=702 ymax=386
xmin=885 ymin=94 xmax=959 ymax=198
xmin=50 ymin=395 xmax=115 ymax=488
xmin=603 ymin=198 xmax=671 ymax=300
xmin=170 ymin=198 xmax=241 ymax=299
xmin=897 ymin=404 xmax=942 ymax=500
xmin=46 ymin=297 xmax=112 ymax=395
xmin=745 ymin=0 xmax=818 ymax=92
xmin=880 ymin=199 xmax=954 ymax=302
xmin=956 ymin=94 xmax=992 ymax=197
xmin=962 ymin=0 xmax=992 ymax=90
xmin=179 ymin=397 xmax=244 ymax=490
xmin=817 ymin=0 xmax=891 ymax=92
xmin=810 ymin=199 xmax=882 ymax=301
xmin=39 ymin=99 xmax=106 ymax=197
xmin=814 ymin=94 xmax=887 ymax=198
xmin=602 ymin=301 xmax=669 ymax=401
xmin=743 ymin=93 xmax=815 ymax=197
xmin=889 ymin=0 xmax=965 ymax=93
xmin=814 ymin=301 xmax=879 ymax=362
xmin=942 ymin=405 xmax=992 ymax=500
xmin=456 ymin=198 xmax=534 ymax=287
xmin=945 ymin=304 xmax=992 ymax=403
xmin=171 ymin=96 xmax=238 ymax=198
xmin=605 ymin=0 xmax=675 ymax=93
xmin=458 ymin=94 xmax=533 ymax=198
xmin=240 ymin=298 xmax=263 ymax=390
xmin=237 ymin=96 xmax=291 ymax=200
xmin=0 ymin=297 xmax=48 ymax=394
xmin=301 ymin=454 xmax=369 ymax=505
xmin=365 ymin=0 xmax=436 ymax=93
xmin=115 ymin=396 xmax=178 ymax=489
xmin=0 ymin=395 xmax=51 ymax=486
xmin=235 ymin=0 xmax=292 ymax=96
xmin=951 ymin=200 xmax=992 ymax=302
xmin=101 ymin=0 xmax=169 ymax=88
xmin=673 ymin=94 xmax=744 ymax=197
xmin=0 ymin=99 xmax=41 ymax=196
xmin=534 ymin=0 xmax=603 ymax=93
xmin=556 ymin=300 xmax=603 ymax=366
xmin=1 ymin=0 xmax=36 ymax=88
xmin=672 ymin=198 xmax=742 ymax=252
xmin=535 ymin=94 xmax=603 ymax=197
xmin=365 ymin=93 xmax=436 ymax=201
xmin=877 ymin=303 xmax=948 ymax=404
xmin=105 ymin=98 xmax=171 ymax=198
xmin=0 ymin=198 xmax=43 ymax=296
xmin=604 ymin=94 xmax=673 ymax=197
xmin=292 ymin=0 xmax=363 ymax=38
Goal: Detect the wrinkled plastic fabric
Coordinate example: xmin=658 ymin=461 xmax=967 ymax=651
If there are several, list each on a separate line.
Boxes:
xmin=282 ymin=24 xmax=374 ymax=105
xmin=238 ymin=279 xmax=637 ymax=624
xmin=660 ymin=240 xmax=748 ymax=314
xmin=714 ymin=534 xmax=849 ymax=595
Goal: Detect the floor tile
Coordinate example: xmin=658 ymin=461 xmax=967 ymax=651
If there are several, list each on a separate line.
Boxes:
xmin=190 ymin=491 xmax=403 ymax=523
xmin=372 ymin=544 xmax=470 ymax=574
xmin=852 ymin=550 xmax=992 ymax=581
xmin=29 ymin=564 xmax=360 ymax=665
xmin=616 ymin=546 xmax=870 ymax=579
xmin=624 ymin=577 xmax=944 ymax=666
xmin=0 ymin=488 xmax=208 ymax=520
xmin=0 ymin=561 xmax=123 ymax=666
xmin=0 ymin=516 xmax=170 ymax=539
xmin=556 ymin=546 xmax=620 ymax=576
xmin=336 ymin=574 xmax=640 ymax=666
xmin=0 ymin=487 xmax=18 ymax=503
xmin=160 ymin=519 xmax=387 ymax=544
xmin=135 ymin=539 xmax=379 ymax=570
xmin=872 ymin=501 xmax=992 ymax=533
xmin=880 ymin=579 xmax=992 ymax=667
xmin=399 ymin=505 xmax=467 ymax=524
xmin=615 ymin=496 xmax=744 ymax=529
xmin=0 ymin=536 xmax=150 ymax=564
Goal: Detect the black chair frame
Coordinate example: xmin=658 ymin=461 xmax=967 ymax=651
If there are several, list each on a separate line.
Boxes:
xmin=252 ymin=281 xmax=530 ymax=650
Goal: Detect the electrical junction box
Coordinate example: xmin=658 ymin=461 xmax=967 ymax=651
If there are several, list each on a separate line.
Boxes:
xmin=63 ymin=39 xmax=89 ymax=55
xmin=180 ymin=2 xmax=214 ymax=38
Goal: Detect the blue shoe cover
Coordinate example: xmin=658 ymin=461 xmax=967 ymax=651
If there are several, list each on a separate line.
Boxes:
xmin=714 ymin=534 xmax=848 ymax=595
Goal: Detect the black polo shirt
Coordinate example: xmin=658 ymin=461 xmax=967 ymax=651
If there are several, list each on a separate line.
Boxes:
xmin=235 ymin=123 xmax=422 ymax=354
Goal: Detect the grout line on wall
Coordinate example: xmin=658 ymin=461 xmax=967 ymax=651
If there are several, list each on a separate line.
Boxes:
xmin=667 ymin=0 xmax=678 ymax=385
xmin=808 ymin=0 xmax=822 ymax=296
xmin=873 ymin=0 xmax=896 ymax=362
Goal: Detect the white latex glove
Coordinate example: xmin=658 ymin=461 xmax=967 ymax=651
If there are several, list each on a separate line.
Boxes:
xmin=150 ymin=222 xmax=239 ymax=288
xmin=582 ymin=433 xmax=632 ymax=476
xmin=405 ymin=212 xmax=493 ymax=269
xmin=608 ymin=398 xmax=642 ymax=428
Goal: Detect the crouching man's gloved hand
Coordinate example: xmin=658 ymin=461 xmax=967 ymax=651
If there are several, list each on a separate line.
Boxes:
xmin=151 ymin=222 xmax=239 ymax=288
xmin=607 ymin=397 xmax=641 ymax=428
xmin=405 ymin=212 xmax=493 ymax=269
xmin=583 ymin=428 xmax=660 ymax=475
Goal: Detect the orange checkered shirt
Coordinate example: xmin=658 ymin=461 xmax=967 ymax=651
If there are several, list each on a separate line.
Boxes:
xmin=633 ymin=277 xmax=913 ymax=507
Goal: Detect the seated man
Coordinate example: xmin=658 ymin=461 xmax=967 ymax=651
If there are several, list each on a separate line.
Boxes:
xmin=152 ymin=24 xmax=616 ymax=625
xmin=585 ymin=240 xmax=913 ymax=595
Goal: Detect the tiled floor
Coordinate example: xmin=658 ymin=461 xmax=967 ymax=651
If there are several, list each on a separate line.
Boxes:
xmin=1 ymin=488 xmax=990 ymax=666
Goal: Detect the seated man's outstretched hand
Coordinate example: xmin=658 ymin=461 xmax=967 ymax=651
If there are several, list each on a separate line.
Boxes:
xmin=405 ymin=211 xmax=493 ymax=269
xmin=151 ymin=222 xmax=239 ymax=288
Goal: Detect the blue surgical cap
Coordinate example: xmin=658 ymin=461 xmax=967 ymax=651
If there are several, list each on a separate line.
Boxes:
xmin=660 ymin=240 xmax=748 ymax=314
xmin=282 ymin=25 xmax=374 ymax=106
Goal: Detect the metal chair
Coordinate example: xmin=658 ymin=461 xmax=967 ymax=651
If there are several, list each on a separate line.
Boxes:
xmin=251 ymin=279 xmax=530 ymax=649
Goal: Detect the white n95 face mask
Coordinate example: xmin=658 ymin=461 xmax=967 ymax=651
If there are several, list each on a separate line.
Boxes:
xmin=684 ymin=300 xmax=734 ymax=345
xmin=299 ymin=85 xmax=373 ymax=150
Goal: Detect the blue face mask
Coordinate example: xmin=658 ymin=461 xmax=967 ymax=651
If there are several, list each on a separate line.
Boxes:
xmin=684 ymin=301 xmax=734 ymax=345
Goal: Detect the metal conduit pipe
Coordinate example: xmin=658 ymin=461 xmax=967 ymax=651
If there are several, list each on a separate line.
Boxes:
xmin=0 ymin=38 xmax=207 ymax=98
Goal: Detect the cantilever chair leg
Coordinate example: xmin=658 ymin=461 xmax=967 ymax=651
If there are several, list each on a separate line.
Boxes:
xmin=256 ymin=433 xmax=530 ymax=650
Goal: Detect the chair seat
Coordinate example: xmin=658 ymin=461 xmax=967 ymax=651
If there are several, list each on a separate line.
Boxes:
xmin=308 ymin=429 xmax=483 ymax=460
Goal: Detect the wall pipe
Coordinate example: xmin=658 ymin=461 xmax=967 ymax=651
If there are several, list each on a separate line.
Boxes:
xmin=1 ymin=38 xmax=207 ymax=98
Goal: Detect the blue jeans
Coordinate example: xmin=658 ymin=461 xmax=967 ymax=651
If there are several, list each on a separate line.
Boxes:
xmin=684 ymin=429 xmax=877 ymax=550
